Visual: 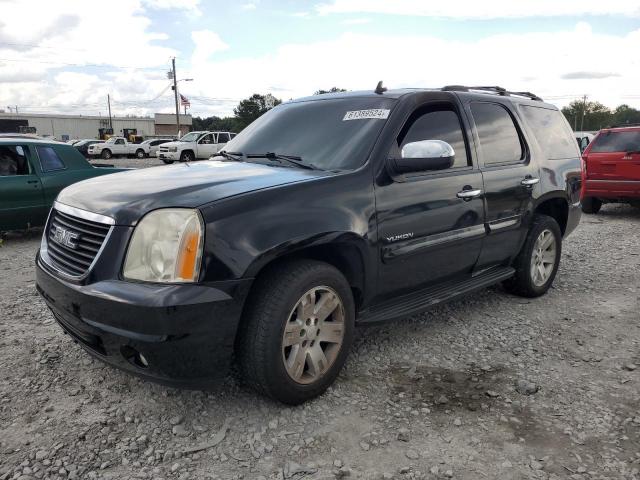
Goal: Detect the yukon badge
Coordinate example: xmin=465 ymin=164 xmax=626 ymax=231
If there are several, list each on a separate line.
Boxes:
xmin=386 ymin=232 xmax=414 ymax=243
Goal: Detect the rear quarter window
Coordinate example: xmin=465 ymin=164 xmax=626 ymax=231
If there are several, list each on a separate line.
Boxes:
xmin=519 ymin=105 xmax=579 ymax=160
xmin=590 ymin=130 xmax=640 ymax=153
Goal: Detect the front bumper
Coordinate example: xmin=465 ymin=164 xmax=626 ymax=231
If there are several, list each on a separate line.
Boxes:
xmin=36 ymin=255 xmax=252 ymax=388
xmin=158 ymin=151 xmax=180 ymax=161
xmin=584 ymin=179 xmax=640 ymax=199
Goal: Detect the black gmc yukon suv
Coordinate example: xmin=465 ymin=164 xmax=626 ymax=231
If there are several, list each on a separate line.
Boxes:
xmin=36 ymin=85 xmax=582 ymax=404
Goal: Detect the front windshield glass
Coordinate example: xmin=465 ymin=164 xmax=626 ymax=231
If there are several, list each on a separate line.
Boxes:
xmin=223 ymin=97 xmax=396 ymax=171
xmin=180 ymin=132 xmax=201 ymax=142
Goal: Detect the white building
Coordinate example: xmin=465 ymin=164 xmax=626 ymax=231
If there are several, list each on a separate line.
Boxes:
xmin=0 ymin=112 xmax=192 ymax=141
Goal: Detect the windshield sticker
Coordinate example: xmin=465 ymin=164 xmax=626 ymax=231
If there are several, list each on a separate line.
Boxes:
xmin=343 ymin=109 xmax=390 ymax=121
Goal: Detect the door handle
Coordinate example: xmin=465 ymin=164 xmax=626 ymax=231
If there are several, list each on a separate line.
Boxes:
xmin=521 ymin=177 xmax=540 ymax=187
xmin=27 ymin=180 xmax=39 ymax=184
xmin=456 ymin=188 xmax=482 ymax=200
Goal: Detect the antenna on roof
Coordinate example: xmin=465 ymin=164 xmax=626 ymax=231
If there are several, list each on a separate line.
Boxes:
xmin=374 ymin=81 xmax=387 ymax=95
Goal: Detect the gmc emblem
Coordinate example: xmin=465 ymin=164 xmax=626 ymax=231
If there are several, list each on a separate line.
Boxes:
xmin=52 ymin=226 xmax=79 ymax=249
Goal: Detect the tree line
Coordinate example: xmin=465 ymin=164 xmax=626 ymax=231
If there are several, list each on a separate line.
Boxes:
xmin=193 ymin=90 xmax=640 ymax=134
xmin=192 ymin=88 xmax=346 ymax=133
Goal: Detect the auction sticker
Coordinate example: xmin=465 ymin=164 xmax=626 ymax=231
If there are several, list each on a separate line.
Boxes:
xmin=343 ymin=109 xmax=390 ymax=121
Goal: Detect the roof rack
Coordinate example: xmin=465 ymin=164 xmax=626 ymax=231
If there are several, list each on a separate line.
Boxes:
xmin=442 ymin=85 xmax=543 ymax=102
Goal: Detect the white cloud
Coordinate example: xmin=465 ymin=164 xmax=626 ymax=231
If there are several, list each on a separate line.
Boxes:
xmin=315 ymin=0 xmax=640 ymax=18
xmin=241 ymin=2 xmax=258 ymax=11
xmin=182 ymin=22 xmax=640 ymax=116
xmin=191 ymin=30 xmax=229 ymax=65
xmin=143 ymin=0 xmax=201 ymax=14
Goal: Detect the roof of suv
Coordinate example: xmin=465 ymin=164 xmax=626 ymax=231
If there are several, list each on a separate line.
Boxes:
xmin=292 ymin=85 xmax=557 ymax=108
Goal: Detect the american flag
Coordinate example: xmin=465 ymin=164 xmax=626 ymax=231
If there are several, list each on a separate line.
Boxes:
xmin=180 ymin=93 xmax=190 ymax=107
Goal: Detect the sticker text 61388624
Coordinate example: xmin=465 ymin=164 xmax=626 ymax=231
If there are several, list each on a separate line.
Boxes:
xmin=342 ymin=109 xmax=391 ymax=121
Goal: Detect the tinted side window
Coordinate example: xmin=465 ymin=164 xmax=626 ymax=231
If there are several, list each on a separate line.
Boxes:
xmin=37 ymin=146 xmax=66 ymax=172
xmin=397 ymin=107 xmax=470 ymax=168
xmin=520 ymin=106 xmax=578 ymax=159
xmin=200 ymin=134 xmax=214 ymax=144
xmin=217 ymin=133 xmax=230 ymax=143
xmin=590 ymin=131 xmax=640 ymax=153
xmin=471 ymin=103 xmax=523 ymax=165
xmin=115 ymin=139 xmax=125 ymax=145
xmin=0 ymin=145 xmax=30 ymax=176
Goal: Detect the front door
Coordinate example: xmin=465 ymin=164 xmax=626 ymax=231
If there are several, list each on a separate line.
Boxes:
xmin=375 ymin=102 xmax=485 ymax=300
xmin=196 ymin=133 xmax=217 ymax=158
xmin=466 ymin=101 xmax=539 ymax=269
xmin=0 ymin=144 xmax=45 ymax=230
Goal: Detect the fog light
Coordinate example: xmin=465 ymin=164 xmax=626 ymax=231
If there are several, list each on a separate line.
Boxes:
xmin=121 ymin=345 xmax=149 ymax=369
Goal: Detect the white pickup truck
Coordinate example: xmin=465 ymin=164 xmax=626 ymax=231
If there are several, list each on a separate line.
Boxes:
xmin=158 ymin=131 xmax=235 ymax=164
xmin=88 ymin=137 xmax=150 ymax=160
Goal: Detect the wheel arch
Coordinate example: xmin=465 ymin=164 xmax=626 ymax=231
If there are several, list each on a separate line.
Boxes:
xmin=244 ymin=234 xmax=369 ymax=311
xmin=533 ymin=193 xmax=569 ymax=236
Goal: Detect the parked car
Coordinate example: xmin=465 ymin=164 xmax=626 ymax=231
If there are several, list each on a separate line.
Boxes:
xmin=157 ymin=131 xmax=234 ymax=163
xmin=141 ymin=138 xmax=174 ymax=158
xmin=574 ymin=131 xmax=595 ymax=153
xmin=73 ymin=139 xmax=105 ymax=157
xmin=580 ymin=124 xmax=640 ymax=213
xmin=0 ymin=139 xmax=126 ymax=232
xmin=35 ymin=85 xmax=581 ymax=404
xmin=87 ymin=137 xmax=150 ymax=159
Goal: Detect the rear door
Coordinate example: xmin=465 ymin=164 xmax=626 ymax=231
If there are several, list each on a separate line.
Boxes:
xmin=466 ymin=101 xmax=539 ymax=269
xmin=216 ymin=132 xmax=231 ymax=152
xmin=585 ymin=129 xmax=640 ymax=181
xmin=0 ymin=144 xmax=46 ymax=230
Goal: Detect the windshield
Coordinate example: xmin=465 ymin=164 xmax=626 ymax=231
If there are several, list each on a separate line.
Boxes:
xmin=180 ymin=132 xmax=201 ymax=142
xmin=591 ymin=131 xmax=640 ymax=153
xmin=223 ymin=97 xmax=396 ymax=171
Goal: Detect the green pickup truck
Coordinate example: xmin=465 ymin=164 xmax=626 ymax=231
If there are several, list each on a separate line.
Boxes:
xmin=0 ymin=138 xmax=127 ymax=232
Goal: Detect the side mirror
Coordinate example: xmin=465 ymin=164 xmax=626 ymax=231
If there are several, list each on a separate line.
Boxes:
xmin=389 ymin=140 xmax=455 ymax=174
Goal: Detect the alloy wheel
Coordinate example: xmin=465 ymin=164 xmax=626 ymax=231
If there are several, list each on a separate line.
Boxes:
xmin=281 ymin=286 xmax=345 ymax=385
xmin=530 ymin=229 xmax=557 ymax=286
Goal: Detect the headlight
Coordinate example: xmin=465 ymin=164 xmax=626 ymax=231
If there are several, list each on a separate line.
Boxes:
xmin=123 ymin=209 xmax=204 ymax=283
xmin=168 ymin=147 xmax=178 ymax=152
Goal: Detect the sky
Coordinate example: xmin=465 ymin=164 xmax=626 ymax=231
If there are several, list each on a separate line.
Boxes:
xmin=1 ymin=0 xmax=639 ymax=118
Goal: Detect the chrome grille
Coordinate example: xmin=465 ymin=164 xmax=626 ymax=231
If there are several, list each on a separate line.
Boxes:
xmin=45 ymin=208 xmax=111 ymax=277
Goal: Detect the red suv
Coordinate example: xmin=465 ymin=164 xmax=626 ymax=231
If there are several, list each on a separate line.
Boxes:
xmin=581 ymin=125 xmax=640 ymax=213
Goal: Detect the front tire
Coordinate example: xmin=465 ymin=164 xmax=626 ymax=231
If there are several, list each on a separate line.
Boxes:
xmin=237 ymin=260 xmax=355 ymax=405
xmin=503 ymin=214 xmax=562 ymax=298
xmin=180 ymin=151 xmax=194 ymax=162
xmin=581 ymin=197 xmax=602 ymax=214
xmin=162 ymin=159 xmax=174 ymax=164
xmin=101 ymin=149 xmax=112 ymax=160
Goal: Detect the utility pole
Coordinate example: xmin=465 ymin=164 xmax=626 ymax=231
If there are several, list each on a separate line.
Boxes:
xmin=580 ymin=94 xmax=588 ymax=131
xmin=107 ymin=94 xmax=113 ymax=130
xmin=15 ymin=105 xmax=18 ymax=114
xmin=172 ymin=57 xmax=180 ymax=136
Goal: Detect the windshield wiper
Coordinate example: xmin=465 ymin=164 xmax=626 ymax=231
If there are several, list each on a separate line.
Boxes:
xmin=246 ymin=152 xmax=321 ymax=170
xmin=214 ymin=150 xmax=245 ymax=161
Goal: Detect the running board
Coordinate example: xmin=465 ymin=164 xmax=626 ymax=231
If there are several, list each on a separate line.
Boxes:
xmin=357 ymin=267 xmax=515 ymax=324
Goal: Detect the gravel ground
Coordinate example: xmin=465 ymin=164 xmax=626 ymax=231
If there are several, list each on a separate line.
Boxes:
xmin=1 ymin=196 xmax=639 ymax=479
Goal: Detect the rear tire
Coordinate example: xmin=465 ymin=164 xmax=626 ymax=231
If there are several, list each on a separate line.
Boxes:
xmin=503 ymin=214 xmax=562 ymax=298
xmin=162 ymin=159 xmax=174 ymax=164
xmin=237 ymin=260 xmax=355 ymax=405
xmin=135 ymin=149 xmax=145 ymax=159
xmin=101 ymin=149 xmax=112 ymax=160
xmin=581 ymin=197 xmax=602 ymax=214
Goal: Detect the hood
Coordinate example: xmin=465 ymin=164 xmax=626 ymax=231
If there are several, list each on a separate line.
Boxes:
xmin=159 ymin=140 xmax=183 ymax=148
xmin=56 ymin=160 xmax=330 ymax=225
